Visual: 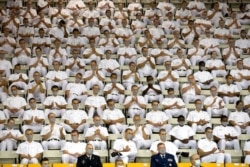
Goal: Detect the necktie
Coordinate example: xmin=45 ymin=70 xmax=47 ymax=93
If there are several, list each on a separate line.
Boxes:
xmin=162 ymin=155 xmax=165 ymax=159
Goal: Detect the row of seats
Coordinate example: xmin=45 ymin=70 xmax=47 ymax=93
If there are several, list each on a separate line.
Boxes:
xmin=0 ymin=148 xmax=247 ymax=164
xmin=0 ymin=163 xmax=249 ymax=167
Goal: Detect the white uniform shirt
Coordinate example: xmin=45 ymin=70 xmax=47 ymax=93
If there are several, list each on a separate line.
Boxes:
xmin=172 ymin=58 xmax=191 ymax=71
xmin=128 ymin=125 xmax=151 ymax=140
xmin=198 ymin=138 xmax=219 ymax=153
xmin=102 ymin=108 xmax=125 ymax=121
xmin=204 ymin=96 xmax=225 ymax=109
xmin=150 ymin=140 xmax=178 ymax=159
xmin=62 ymin=141 xmax=86 ymax=154
xmin=43 ymin=96 xmax=67 ymax=109
xmin=169 ymin=125 xmax=195 ymax=140
xmin=23 ymin=109 xmax=45 ymax=125
xmin=62 ymin=109 xmax=88 ymax=124
xmin=85 ymin=126 xmax=109 ymax=139
xmin=103 ymin=83 xmax=125 ymax=96
xmin=124 ymin=96 xmax=146 ymax=109
xmin=218 ymin=84 xmax=240 ymax=94
xmin=16 ymin=141 xmax=44 ymax=157
xmin=46 ymin=70 xmax=68 ymax=80
xmin=0 ymin=59 xmax=12 ymax=73
xmin=83 ymin=26 xmax=100 ymax=37
xmin=161 ymin=97 xmax=185 ymax=109
xmin=228 ymin=111 xmax=250 ymax=125
xmin=4 ymin=96 xmax=27 ymax=108
xmin=137 ymin=56 xmax=156 ymax=72
xmin=213 ymin=125 xmax=239 ymax=139
xmin=146 ymin=111 xmax=169 ymax=124
xmin=117 ymin=46 xmax=137 ymax=56
xmin=141 ymin=85 xmax=161 ymax=96
xmin=85 ymin=96 xmax=106 ymax=108
xmin=187 ymin=110 xmax=211 ymax=123
xmin=29 ymin=57 xmax=49 ymax=68
xmin=182 ymin=83 xmax=202 ymax=96
xmin=113 ymin=138 xmax=137 ymax=153
xmin=194 ymin=71 xmax=214 ymax=83
xmin=0 ymin=128 xmax=23 ymax=141
xmin=122 ymin=70 xmax=140 ymax=83
xmin=83 ymin=70 xmax=105 ymax=83
xmin=157 ymin=71 xmax=179 ymax=82
xmin=66 ymin=83 xmax=87 ymax=96
xmin=99 ymin=59 xmax=120 ymax=71
xmin=205 ymin=59 xmax=225 ymax=68
xmin=40 ymin=124 xmax=66 ymax=140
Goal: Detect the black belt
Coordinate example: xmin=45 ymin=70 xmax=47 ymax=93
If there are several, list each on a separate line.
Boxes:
xmin=92 ymin=139 xmax=102 ymax=141
xmin=48 ymin=138 xmax=60 ymax=141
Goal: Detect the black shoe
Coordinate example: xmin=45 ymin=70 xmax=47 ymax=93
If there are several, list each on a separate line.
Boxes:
xmin=111 ymin=152 xmax=122 ymax=157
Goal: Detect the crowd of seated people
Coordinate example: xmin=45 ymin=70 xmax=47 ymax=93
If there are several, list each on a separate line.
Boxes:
xmin=0 ymin=0 xmax=250 ymax=165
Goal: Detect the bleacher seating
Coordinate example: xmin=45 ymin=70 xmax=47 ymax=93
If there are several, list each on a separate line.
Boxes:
xmin=0 ymin=0 xmax=249 ymax=165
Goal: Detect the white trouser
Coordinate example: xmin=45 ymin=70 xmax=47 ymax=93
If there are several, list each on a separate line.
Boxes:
xmin=245 ymin=155 xmax=250 ymax=164
xmin=211 ymin=70 xmax=227 ymax=78
xmin=160 ymin=81 xmax=179 ymax=92
xmin=106 ymin=94 xmax=125 ymax=104
xmin=45 ymin=109 xmax=66 ymax=118
xmin=164 ymin=108 xmax=188 ymax=118
xmin=46 ymin=80 xmax=68 ymax=90
xmin=207 ymin=107 xmax=228 ymax=118
xmin=12 ymin=56 xmax=30 ymax=66
xmin=199 ymin=81 xmax=219 ymax=90
xmin=138 ymin=69 xmax=157 ymax=78
xmin=66 ymin=69 xmax=85 ymax=77
xmin=29 ymin=67 xmax=47 ymax=77
xmin=27 ymin=92 xmax=46 ymax=103
xmin=4 ymin=109 xmax=24 ymax=119
xmin=133 ymin=138 xmax=152 ymax=149
xmin=9 ymin=82 xmax=28 ymax=91
xmin=0 ymin=139 xmax=17 ymax=151
xmin=173 ymin=139 xmax=197 ymax=149
xmin=61 ymin=123 xmax=89 ymax=134
xmin=119 ymin=55 xmax=137 ymax=66
xmin=201 ymin=152 xmax=231 ymax=163
xmin=21 ymin=158 xmax=39 ymax=164
xmin=62 ymin=154 xmax=78 ymax=163
xmin=0 ymin=92 xmax=7 ymax=103
xmin=22 ymin=124 xmax=43 ymax=133
xmin=42 ymin=140 xmax=66 ymax=150
xmin=89 ymin=140 xmax=107 ymax=150
xmin=146 ymin=124 xmax=172 ymax=133
xmin=144 ymin=94 xmax=164 ymax=103
xmin=176 ymin=69 xmax=192 ymax=77
xmin=128 ymin=108 xmax=145 ymax=119
xmin=88 ymin=107 xmax=104 ymax=118
xmin=191 ymin=123 xmax=212 ymax=133
xmin=182 ymin=94 xmax=205 ymax=104
xmin=109 ymin=124 xmax=128 ymax=134
xmin=233 ymin=125 xmax=250 ymax=135
xmin=218 ymin=139 xmax=240 ymax=150
xmin=67 ymin=94 xmax=87 ymax=104
xmin=85 ymin=80 xmax=104 ymax=90
xmin=223 ymin=96 xmax=240 ymax=104
xmin=110 ymin=151 xmax=137 ymax=163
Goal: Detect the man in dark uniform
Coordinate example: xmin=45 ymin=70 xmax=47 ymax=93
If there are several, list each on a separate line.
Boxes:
xmin=150 ymin=143 xmax=177 ymax=167
xmin=76 ymin=143 xmax=102 ymax=167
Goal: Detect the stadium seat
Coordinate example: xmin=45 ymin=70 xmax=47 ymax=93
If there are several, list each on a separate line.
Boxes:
xmin=0 ymin=151 xmax=19 ymax=164
xmin=178 ymin=162 xmax=192 ymax=167
xmin=225 ymin=163 xmax=249 ymax=167
xmin=103 ymin=163 xmax=115 ymax=167
xmin=42 ymin=150 xmax=62 ymax=163
xmin=201 ymin=163 xmax=224 ymax=167
xmin=135 ymin=149 xmax=151 ymax=163
xmin=53 ymin=163 xmax=75 ymax=167
xmin=127 ymin=163 xmax=150 ymax=167
xmin=2 ymin=165 xmax=27 ymax=167
xmin=28 ymin=164 xmax=42 ymax=167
